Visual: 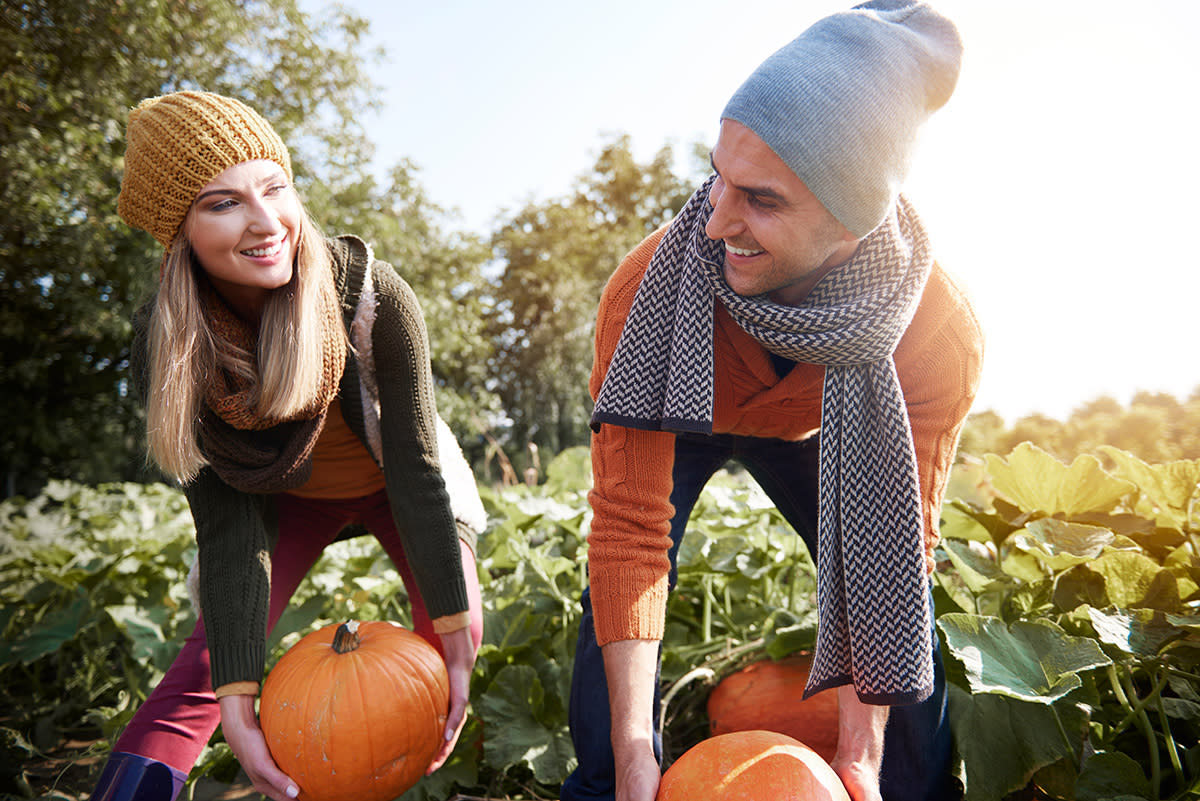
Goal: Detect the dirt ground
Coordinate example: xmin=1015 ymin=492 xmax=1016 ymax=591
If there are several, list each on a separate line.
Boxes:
xmin=12 ymin=733 xmax=259 ymax=801
xmin=14 ymin=736 xmax=507 ymax=801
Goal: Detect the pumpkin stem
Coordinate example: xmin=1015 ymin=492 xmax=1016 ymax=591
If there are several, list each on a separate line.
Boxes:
xmin=332 ymin=620 xmax=361 ymax=654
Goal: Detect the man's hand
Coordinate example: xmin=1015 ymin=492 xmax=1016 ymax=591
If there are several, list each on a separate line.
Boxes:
xmin=603 ymin=638 xmax=662 ymax=801
xmin=829 ymin=685 xmax=888 ymax=801
xmin=615 ymin=745 xmax=661 ymax=801
xmin=218 ymin=694 xmax=300 ymax=801
xmin=427 ymin=626 xmax=478 ymax=774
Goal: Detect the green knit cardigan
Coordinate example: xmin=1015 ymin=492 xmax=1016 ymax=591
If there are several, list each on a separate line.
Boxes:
xmin=132 ymin=235 xmax=473 ymax=689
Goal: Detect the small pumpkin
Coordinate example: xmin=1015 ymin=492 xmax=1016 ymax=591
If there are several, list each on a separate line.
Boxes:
xmin=657 ymin=730 xmax=849 ymax=801
xmin=706 ymin=653 xmax=839 ymax=762
xmin=259 ymin=620 xmax=449 ymax=801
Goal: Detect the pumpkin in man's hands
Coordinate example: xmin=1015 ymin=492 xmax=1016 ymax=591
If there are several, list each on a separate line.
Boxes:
xmin=259 ymin=620 xmax=448 ymax=801
xmin=657 ymin=730 xmax=850 ymax=801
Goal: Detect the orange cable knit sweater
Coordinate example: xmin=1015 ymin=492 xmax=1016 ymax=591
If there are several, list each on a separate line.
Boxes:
xmin=586 ymin=225 xmax=985 ymax=647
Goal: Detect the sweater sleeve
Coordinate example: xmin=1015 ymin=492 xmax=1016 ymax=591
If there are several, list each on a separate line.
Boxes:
xmin=184 ymin=468 xmax=275 ymax=688
xmin=895 ymin=263 xmax=986 ymax=571
xmin=368 ymin=259 xmax=470 ymax=621
xmin=586 ymin=229 xmax=678 ymax=646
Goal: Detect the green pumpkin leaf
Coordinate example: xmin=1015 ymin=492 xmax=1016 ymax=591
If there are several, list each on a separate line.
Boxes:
xmin=938 ymin=614 xmax=1111 ymax=703
xmin=940 ymin=538 xmax=1008 ymax=595
xmin=1074 ymin=751 xmax=1151 ymax=801
xmin=940 ymin=501 xmax=994 ymax=543
xmin=948 ymin=684 xmax=1088 ymax=801
xmin=1086 ymin=550 xmax=1179 ymax=610
xmin=1086 ymin=607 xmax=1186 ymax=657
xmin=1098 ymin=447 xmax=1200 ymax=531
xmin=985 ymin=443 xmax=1134 ymax=517
xmin=476 ymin=664 xmax=576 ymax=783
xmin=11 ymin=591 xmax=89 ymax=665
xmin=106 ymin=604 xmax=179 ymax=671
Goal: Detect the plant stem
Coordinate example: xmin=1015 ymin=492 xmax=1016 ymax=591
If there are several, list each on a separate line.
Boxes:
xmin=1152 ymin=666 xmax=1185 ymax=791
xmin=658 ymin=666 xmax=716 ymax=734
xmin=702 ymin=574 xmax=713 ymax=643
xmin=1120 ymin=665 xmax=1161 ymax=800
xmin=1050 ymin=704 xmax=1078 ymax=767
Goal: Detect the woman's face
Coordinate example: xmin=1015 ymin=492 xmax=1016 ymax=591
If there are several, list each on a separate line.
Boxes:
xmin=185 ymin=159 xmax=301 ymax=319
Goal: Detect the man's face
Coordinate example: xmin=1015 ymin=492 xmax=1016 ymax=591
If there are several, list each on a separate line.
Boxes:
xmin=705 ymin=120 xmax=858 ymax=306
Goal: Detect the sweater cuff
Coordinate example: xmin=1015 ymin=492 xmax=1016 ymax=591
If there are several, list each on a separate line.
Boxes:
xmin=589 ymin=567 xmax=669 ymax=647
xmin=432 ymin=611 xmax=472 ymax=634
xmin=209 ymin=637 xmax=267 ymax=691
xmin=214 ymin=681 xmax=260 ymax=698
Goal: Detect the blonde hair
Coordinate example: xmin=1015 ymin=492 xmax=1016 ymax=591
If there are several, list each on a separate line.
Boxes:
xmin=145 ymin=210 xmax=345 ymax=482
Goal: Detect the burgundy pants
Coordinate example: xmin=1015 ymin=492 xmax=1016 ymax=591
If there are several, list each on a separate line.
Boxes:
xmin=113 ymin=490 xmax=484 ymax=774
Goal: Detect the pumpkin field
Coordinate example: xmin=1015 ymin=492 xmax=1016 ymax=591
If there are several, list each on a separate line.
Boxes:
xmin=3 ymin=441 xmax=1200 ymax=801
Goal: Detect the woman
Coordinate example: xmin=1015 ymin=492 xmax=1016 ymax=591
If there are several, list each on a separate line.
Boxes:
xmin=92 ymin=90 xmax=485 ymax=801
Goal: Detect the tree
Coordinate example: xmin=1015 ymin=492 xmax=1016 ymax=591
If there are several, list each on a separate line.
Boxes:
xmin=1 ymin=0 xmax=496 ymax=494
xmin=957 ymin=386 xmax=1200 ymax=464
xmin=486 ymin=135 xmax=699 ymax=468
xmin=303 ymin=158 xmax=501 ymax=464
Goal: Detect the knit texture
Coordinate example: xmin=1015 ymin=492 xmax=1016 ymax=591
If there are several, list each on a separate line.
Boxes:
xmin=722 ymin=0 xmax=962 ymax=237
xmin=131 ymin=236 xmax=472 ymax=688
xmin=196 ymin=283 xmax=346 ymax=493
xmin=592 ymin=177 xmax=938 ymax=703
xmin=118 ymin=91 xmax=292 ymax=249
xmin=585 ymin=226 xmax=983 ymax=657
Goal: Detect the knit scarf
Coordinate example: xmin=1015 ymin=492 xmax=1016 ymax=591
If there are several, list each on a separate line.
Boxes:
xmin=198 ymin=282 xmax=346 ymax=494
xmin=591 ymin=176 xmax=935 ymax=704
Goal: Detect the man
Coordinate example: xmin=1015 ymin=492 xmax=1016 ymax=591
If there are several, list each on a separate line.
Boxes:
xmin=561 ymin=3 xmax=983 ymax=801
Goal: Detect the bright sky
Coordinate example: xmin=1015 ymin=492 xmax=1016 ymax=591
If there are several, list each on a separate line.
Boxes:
xmin=316 ymin=0 xmax=1200 ymax=422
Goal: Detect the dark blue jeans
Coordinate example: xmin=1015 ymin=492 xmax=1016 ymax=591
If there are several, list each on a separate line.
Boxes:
xmin=561 ymin=432 xmax=954 ymax=801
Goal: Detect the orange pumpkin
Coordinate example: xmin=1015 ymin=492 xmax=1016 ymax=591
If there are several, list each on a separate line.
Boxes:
xmin=657 ymin=730 xmax=850 ymax=801
xmin=259 ymin=620 xmax=449 ymax=801
xmin=706 ymin=653 xmax=839 ymax=762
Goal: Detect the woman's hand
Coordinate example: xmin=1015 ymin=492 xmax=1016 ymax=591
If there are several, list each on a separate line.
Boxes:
xmin=426 ymin=626 xmax=477 ymax=774
xmin=218 ymin=694 xmax=300 ymax=801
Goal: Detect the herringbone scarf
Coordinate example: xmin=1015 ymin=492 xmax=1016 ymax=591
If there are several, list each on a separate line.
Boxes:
xmin=592 ymin=176 xmax=935 ymax=704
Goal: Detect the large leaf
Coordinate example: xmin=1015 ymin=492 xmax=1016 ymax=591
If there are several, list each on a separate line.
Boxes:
xmin=985 ymin=443 xmax=1135 ymax=516
xmin=1099 ymin=446 xmax=1200 ymax=531
xmin=948 ymin=684 xmax=1088 ymax=801
xmin=939 ymin=538 xmax=1009 ymax=595
xmin=106 ymin=604 xmax=180 ymax=672
xmin=1010 ymin=518 xmax=1114 ymax=573
xmin=476 ymin=664 xmax=576 ymax=783
xmin=9 ymin=591 xmax=90 ymax=665
xmin=1085 ymin=550 xmax=1181 ymax=610
xmin=939 ymin=614 xmax=1111 ymax=703
xmin=1074 ymin=751 xmax=1151 ymax=801
xmin=1086 ymin=606 xmax=1186 ymax=658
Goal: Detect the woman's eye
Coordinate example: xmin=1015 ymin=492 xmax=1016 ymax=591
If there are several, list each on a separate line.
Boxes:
xmin=210 ymin=199 xmax=236 ymax=211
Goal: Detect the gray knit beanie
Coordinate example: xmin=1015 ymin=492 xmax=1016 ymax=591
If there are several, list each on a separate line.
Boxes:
xmin=721 ymin=0 xmax=962 ymax=238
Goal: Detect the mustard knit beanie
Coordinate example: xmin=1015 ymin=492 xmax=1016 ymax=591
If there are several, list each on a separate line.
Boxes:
xmin=118 ymin=91 xmax=292 ymax=250
xmin=721 ymin=0 xmax=962 ymax=238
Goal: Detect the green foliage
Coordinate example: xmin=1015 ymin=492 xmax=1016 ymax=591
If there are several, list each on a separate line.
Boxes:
xmin=960 ymin=389 xmax=1200 ymax=465
xmin=484 ymin=136 xmax=701 ymax=463
xmin=937 ymin=443 xmax=1200 ymax=801
xmin=9 ymin=443 xmax=1200 ymax=800
xmin=0 ymin=481 xmax=197 ymax=750
xmin=0 ymin=0 xmax=503 ymax=495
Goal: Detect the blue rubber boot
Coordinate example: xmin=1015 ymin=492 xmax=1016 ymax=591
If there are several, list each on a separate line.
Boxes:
xmin=90 ymin=752 xmax=187 ymax=801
